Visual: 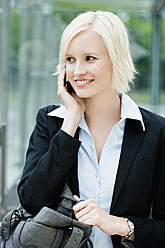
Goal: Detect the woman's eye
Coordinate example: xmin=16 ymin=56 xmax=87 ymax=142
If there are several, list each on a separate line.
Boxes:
xmin=86 ymin=56 xmax=96 ymax=61
xmin=66 ymin=57 xmax=74 ymax=62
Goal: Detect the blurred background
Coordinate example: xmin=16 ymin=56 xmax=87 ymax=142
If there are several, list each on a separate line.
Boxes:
xmin=0 ymin=0 xmax=165 ymax=220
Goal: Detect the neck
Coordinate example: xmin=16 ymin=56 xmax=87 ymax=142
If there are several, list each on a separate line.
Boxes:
xmin=84 ymin=90 xmax=121 ymax=126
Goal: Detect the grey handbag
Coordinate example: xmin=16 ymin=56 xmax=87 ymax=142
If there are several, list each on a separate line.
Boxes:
xmin=0 ymin=183 xmax=93 ymax=248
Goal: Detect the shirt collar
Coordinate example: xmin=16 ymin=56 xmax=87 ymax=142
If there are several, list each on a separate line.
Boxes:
xmin=47 ymin=104 xmax=89 ymax=132
xmin=47 ymin=104 xmax=66 ymax=118
xmin=47 ymin=93 xmax=145 ymax=131
xmin=121 ymin=93 xmax=145 ymax=131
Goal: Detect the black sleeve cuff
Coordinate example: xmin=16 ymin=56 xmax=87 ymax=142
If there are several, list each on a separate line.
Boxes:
xmin=52 ymin=129 xmax=81 ymax=155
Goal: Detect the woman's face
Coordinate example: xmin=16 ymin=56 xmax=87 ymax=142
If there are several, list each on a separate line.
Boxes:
xmin=65 ymin=29 xmax=113 ymax=99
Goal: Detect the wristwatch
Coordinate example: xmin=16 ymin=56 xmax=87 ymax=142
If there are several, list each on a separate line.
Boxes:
xmin=122 ymin=217 xmax=134 ymax=239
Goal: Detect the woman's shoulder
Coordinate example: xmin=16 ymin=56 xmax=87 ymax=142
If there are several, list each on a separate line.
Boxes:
xmin=35 ymin=104 xmax=60 ymax=119
xmin=38 ymin=104 xmax=60 ymax=115
xmin=35 ymin=105 xmax=61 ymax=128
xmin=139 ymin=107 xmax=165 ymax=134
xmin=139 ymin=107 xmax=165 ymax=123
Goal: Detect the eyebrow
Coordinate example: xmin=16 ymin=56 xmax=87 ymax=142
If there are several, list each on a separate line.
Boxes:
xmin=66 ymin=52 xmax=100 ymax=57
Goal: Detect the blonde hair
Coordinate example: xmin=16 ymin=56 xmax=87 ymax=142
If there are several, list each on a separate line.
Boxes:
xmin=57 ymin=11 xmax=136 ymax=94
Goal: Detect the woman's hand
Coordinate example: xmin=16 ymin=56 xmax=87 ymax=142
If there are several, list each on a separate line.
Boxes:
xmin=73 ymin=196 xmax=132 ymax=238
xmin=57 ymin=67 xmax=85 ymax=136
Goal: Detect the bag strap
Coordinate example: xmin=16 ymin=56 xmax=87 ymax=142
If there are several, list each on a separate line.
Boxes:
xmin=79 ymin=235 xmax=93 ymax=248
xmin=1 ymin=209 xmax=21 ymax=241
xmin=1 ymin=205 xmax=32 ymax=241
xmin=64 ymin=226 xmax=84 ymax=248
xmin=87 ymin=238 xmax=93 ymax=248
xmin=59 ymin=183 xmax=77 ymax=202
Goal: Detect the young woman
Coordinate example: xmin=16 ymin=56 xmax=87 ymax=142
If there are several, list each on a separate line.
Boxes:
xmin=18 ymin=11 xmax=165 ymax=248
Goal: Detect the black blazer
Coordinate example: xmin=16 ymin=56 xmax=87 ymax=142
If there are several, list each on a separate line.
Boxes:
xmin=18 ymin=105 xmax=165 ymax=248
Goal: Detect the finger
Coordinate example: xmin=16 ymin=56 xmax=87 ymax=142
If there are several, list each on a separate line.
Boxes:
xmin=73 ymin=198 xmax=96 ymax=214
xmin=73 ymin=200 xmax=88 ymax=214
xmin=57 ymin=68 xmax=68 ymax=98
xmin=77 ymin=210 xmax=97 ymax=226
xmin=73 ymin=195 xmax=81 ymax=201
xmin=58 ymin=67 xmax=66 ymax=86
xmin=74 ymin=204 xmax=91 ymax=220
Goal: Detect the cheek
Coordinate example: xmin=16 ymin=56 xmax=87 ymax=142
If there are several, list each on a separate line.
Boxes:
xmin=103 ymin=63 xmax=113 ymax=77
xmin=66 ymin=66 xmax=74 ymax=80
xmin=93 ymin=64 xmax=104 ymax=74
xmin=91 ymin=67 xmax=99 ymax=76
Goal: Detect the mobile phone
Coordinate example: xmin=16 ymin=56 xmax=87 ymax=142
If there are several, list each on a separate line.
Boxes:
xmin=64 ymin=74 xmax=75 ymax=94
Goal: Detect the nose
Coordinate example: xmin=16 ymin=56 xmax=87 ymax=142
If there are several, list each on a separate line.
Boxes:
xmin=74 ymin=62 xmax=87 ymax=77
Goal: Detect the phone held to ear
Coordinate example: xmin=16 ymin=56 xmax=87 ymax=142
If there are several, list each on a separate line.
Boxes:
xmin=64 ymin=74 xmax=75 ymax=94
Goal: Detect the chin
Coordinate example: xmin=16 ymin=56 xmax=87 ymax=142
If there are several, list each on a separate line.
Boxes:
xmin=76 ymin=91 xmax=91 ymax=99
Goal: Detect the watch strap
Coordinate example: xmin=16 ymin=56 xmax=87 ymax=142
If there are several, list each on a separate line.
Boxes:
xmin=122 ymin=217 xmax=134 ymax=239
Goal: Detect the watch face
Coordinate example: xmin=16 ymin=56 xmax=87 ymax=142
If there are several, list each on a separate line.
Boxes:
xmin=122 ymin=217 xmax=134 ymax=238
xmin=129 ymin=221 xmax=134 ymax=231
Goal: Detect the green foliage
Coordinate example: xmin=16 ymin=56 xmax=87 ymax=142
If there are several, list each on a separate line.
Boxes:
xmin=10 ymin=10 xmax=21 ymax=56
xmin=161 ymin=17 xmax=165 ymax=61
xmin=52 ymin=0 xmax=117 ymax=24
xmin=124 ymin=13 xmax=152 ymax=49
xmin=8 ymin=2 xmax=165 ymax=90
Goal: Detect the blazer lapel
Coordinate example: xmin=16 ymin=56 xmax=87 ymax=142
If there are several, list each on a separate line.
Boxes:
xmin=67 ymin=127 xmax=80 ymax=196
xmin=110 ymin=118 xmax=146 ymax=213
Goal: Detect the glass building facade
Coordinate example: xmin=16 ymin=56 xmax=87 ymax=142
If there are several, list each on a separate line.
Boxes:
xmin=0 ymin=0 xmax=165 ymax=220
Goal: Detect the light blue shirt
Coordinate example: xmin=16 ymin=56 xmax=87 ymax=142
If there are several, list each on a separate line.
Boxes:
xmin=48 ymin=93 xmax=145 ymax=248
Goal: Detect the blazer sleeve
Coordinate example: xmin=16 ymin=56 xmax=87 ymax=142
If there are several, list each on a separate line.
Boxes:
xmin=127 ymin=121 xmax=165 ymax=248
xmin=17 ymin=106 xmax=81 ymax=215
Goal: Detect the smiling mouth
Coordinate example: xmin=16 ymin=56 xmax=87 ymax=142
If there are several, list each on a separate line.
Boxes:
xmin=75 ymin=79 xmax=94 ymax=87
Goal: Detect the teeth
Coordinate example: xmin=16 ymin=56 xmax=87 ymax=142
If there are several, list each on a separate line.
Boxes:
xmin=76 ymin=80 xmax=91 ymax=85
